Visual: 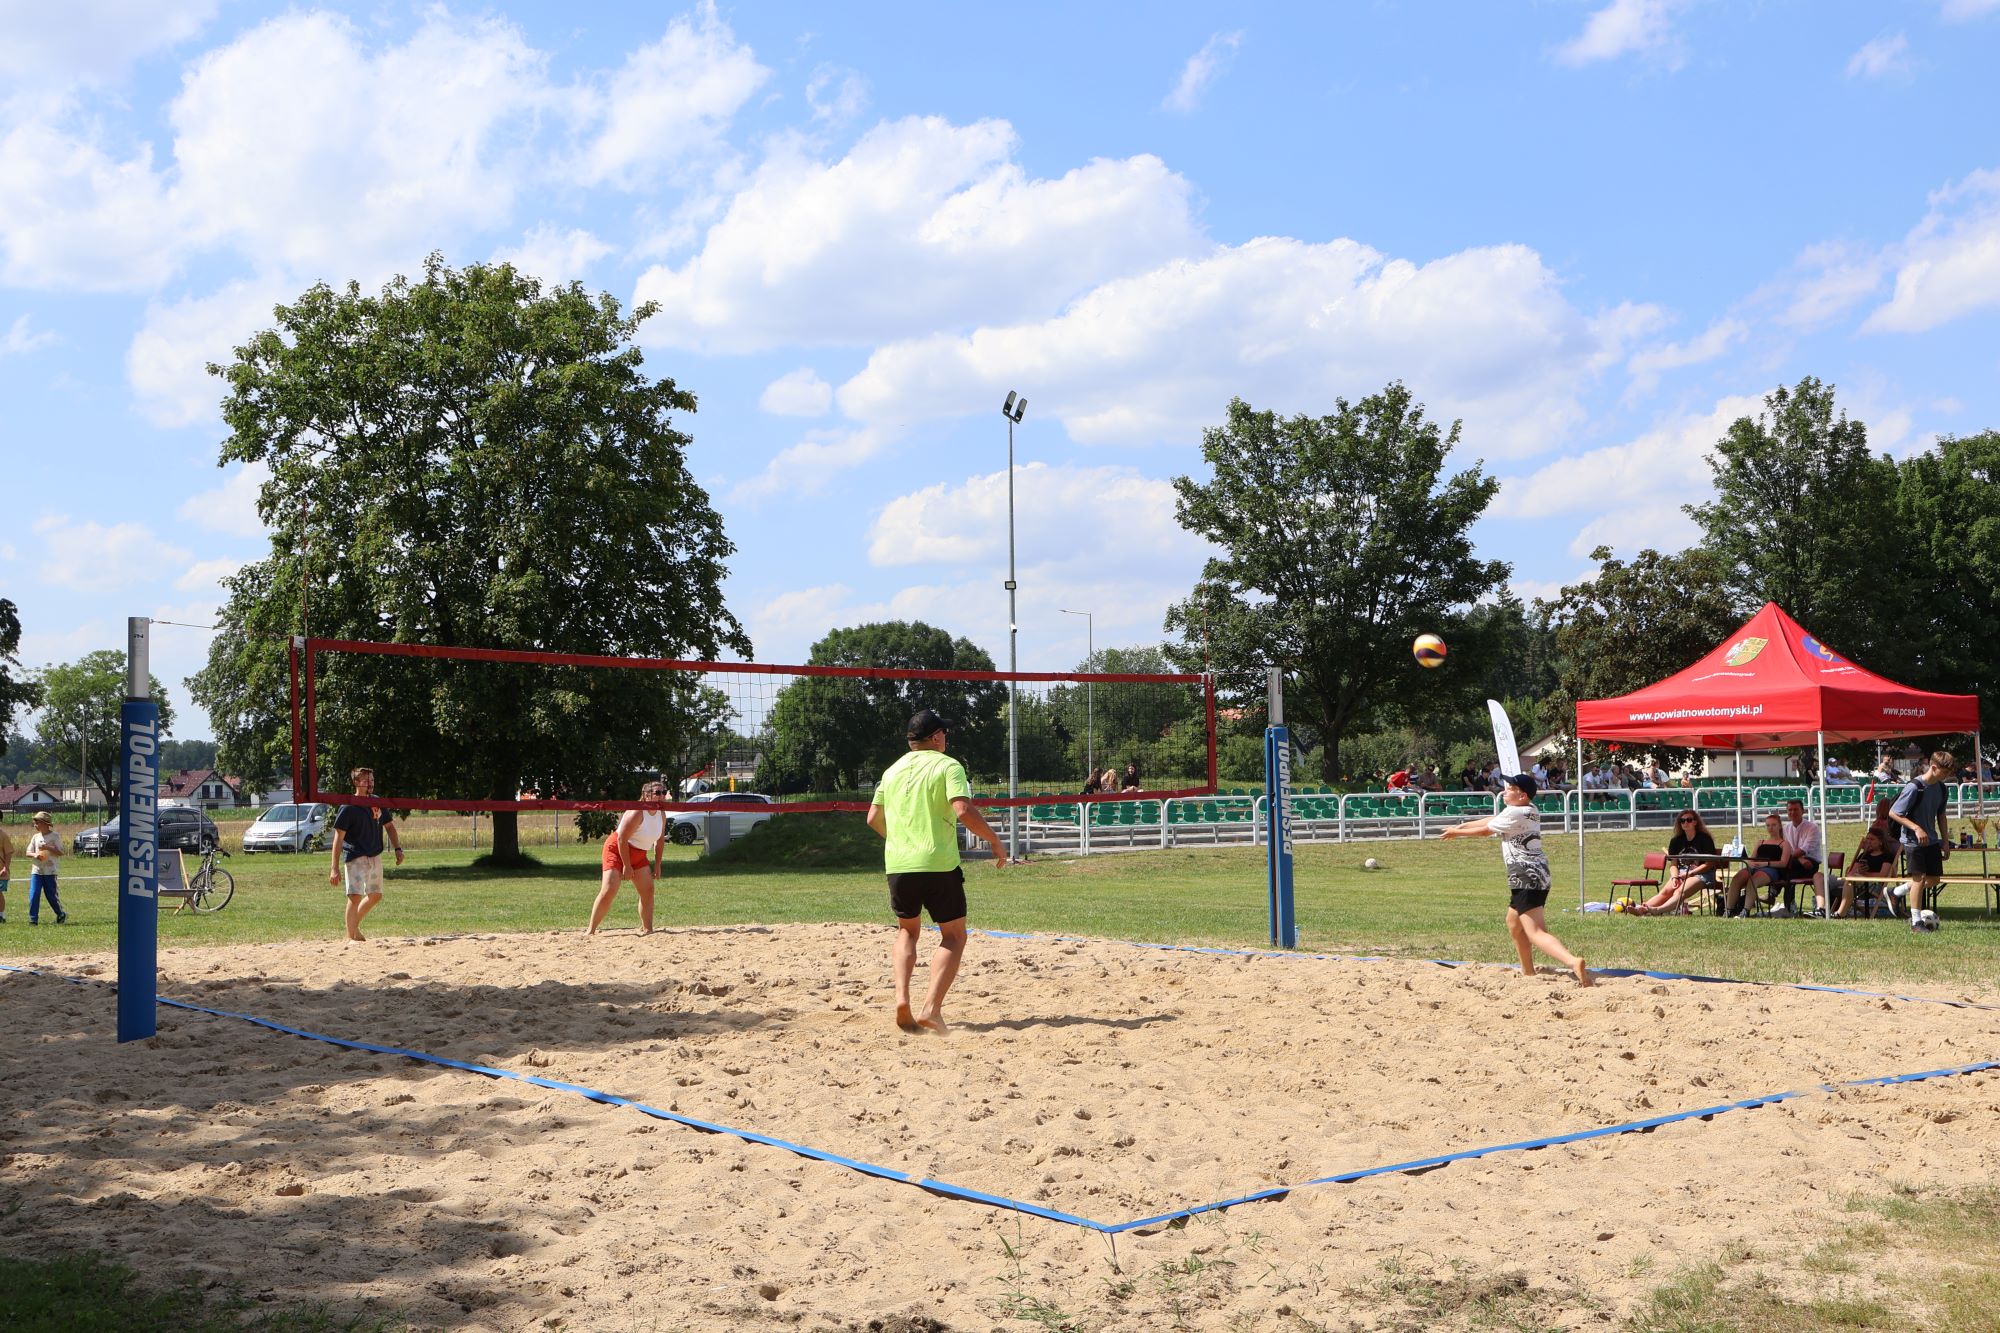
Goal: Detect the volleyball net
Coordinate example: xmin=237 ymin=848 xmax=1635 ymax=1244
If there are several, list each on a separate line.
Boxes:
xmin=289 ymin=637 xmax=1217 ymax=813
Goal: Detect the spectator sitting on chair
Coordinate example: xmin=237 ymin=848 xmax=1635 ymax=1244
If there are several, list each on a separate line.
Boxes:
xmin=1781 ymin=798 xmax=1827 ymax=916
xmin=1386 ymin=768 xmax=1412 ymax=792
xmin=1868 ymin=796 xmax=1899 ymax=853
xmin=1079 ymin=770 xmax=1102 ymax=796
xmin=1839 ymin=829 xmax=1898 ymax=919
xmin=1121 ymin=761 xmax=1140 ymax=793
xmin=1722 ymin=813 xmax=1789 ymax=917
xmin=1630 ymin=809 xmax=1724 ymax=915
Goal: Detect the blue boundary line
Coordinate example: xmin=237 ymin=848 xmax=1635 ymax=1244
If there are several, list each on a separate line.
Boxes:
xmin=5 ymin=946 xmax=1995 ymax=1235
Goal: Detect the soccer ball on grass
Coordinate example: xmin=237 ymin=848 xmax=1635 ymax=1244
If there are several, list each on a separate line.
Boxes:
xmin=1910 ymin=908 xmax=1941 ymax=933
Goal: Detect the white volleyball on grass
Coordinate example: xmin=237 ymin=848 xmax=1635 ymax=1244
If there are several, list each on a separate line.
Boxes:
xmin=1911 ymin=908 xmax=1941 ymax=933
xmin=1364 ymin=857 xmax=1380 ymax=870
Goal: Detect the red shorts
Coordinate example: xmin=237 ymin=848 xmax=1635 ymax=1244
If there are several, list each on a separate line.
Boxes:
xmin=601 ymin=834 xmax=654 ymax=876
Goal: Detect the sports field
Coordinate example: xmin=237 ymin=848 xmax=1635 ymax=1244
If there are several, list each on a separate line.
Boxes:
xmin=5 ymin=827 xmax=1999 ymax=1330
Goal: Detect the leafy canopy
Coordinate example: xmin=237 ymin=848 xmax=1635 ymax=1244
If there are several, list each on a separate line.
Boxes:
xmin=35 ymin=650 xmax=176 ymax=804
xmin=0 ymin=600 xmax=40 ymax=761
xmin=1164 ymin=387 xmax=1510 ymax=778
xmin=189 ymin=256 xmax=745 ymax=860
xmin=755 ymin=621 xmax=1006 ymax=794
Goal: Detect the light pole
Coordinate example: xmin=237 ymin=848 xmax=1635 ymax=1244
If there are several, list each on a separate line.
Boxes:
xmin=1001 ymin=389 xmax=1027 ymax=857
xmin=1060 ymin=608 xmax=1093 ymax=780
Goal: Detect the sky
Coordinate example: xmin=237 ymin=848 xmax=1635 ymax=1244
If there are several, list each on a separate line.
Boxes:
xmin=2 ymin=0 xmax=1998 ymax=740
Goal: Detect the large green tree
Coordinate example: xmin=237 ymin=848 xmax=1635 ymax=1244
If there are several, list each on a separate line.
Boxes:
xmin=0 ymin=600 xmax=40 ymax=762
xmin=1535 ymin=545 xmax=1737 ymax=771
xmin=755 ymin=622 xmax=1007 ymax=793
xmin=1046 ymin=646 xmax=1195 ymax=779
xmin=189 ymin=256 xmax=746 ymax=862
xmin=1164 ymin=387 xmax=1511 ymax=778
xmin=1894 ymin=430 xmax=2000 ymax=719
xmin=1685 ymin=377 xmax=1902 ymax=674
xmin=35 ymin=651 xmax=175 ymax=805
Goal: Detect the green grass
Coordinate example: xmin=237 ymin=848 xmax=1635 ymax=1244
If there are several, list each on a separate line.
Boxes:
xmin=0 ymin=1250 xmax=404 ymax=1332
xmin=4 ymin=821 xmax=1994 ymax=990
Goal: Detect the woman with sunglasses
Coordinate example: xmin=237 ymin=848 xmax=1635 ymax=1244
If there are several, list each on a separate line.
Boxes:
xmin=1628 ymin=809 xmax=1726 ymax=915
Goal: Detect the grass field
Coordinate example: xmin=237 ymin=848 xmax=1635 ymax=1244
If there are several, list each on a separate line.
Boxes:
xmin=7 ymin=817 xmax=1999 ymax=1331
xmin=5 ymin=818 xmax=1995 ymax=991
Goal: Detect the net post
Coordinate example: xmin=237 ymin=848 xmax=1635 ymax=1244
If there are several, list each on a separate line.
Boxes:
xmin=117 ymin=616 xmax=159 ymax=1043
xmin=1204 ymin=674 xmax=1218 ymax=793
xmin=1264 ymin=667 xmax=1296 ymax=948
xmin=303 ymin=639 xmax=319 ymax=802
xmin=288 ymin=636 xmax=302 ymax=800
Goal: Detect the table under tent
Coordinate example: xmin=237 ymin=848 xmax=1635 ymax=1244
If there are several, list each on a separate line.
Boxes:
xmin=1571 ymin=602 xmax=1983 ymax=912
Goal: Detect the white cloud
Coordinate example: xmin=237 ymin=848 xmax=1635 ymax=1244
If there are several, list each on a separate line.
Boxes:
xmin=128 ymin=279 xmax=285 ymax=428
xmin=865 ymin=462 xmax=1207 ymax=579
xmin=0 ymin=313 xmax=56 ymax=356
xmin=1773 ymin=240 xmax=1888 ymax=329
xmin=1566 ymin=507 xmax=1700 ymax=559
xmin=175 ymin=461 xmax=271 ymax=538
xmin=173 ymin=557 xmax=240 ymax=593
xmin=1162 ymin=31 xmax=1243 ymax=114
xmin=167 ymin=11 xmax=545 ymax=274
xmin=494 ymin=223 xmax=615 ymax=286
xmin=0 ymin=107 xmax=180 ymax=290
xmin=1490 ymin=394 xmax=1762 ymax=521
xmin=729 ymin=426 xmax=894 ymax=501
xmin=1846 ymin=33 xmax=1911 ymax=80
xmin=631 ymin=116 xmax=1203 ymax=352
xmin=1941 ymin=0 xmax=2000 ymax=19
xmin=758 ymin=367 xmax=833 ymax=416
xmin=805 ymin=65 xmax=868 ymax=125
xmin=0 ymin=0 xmax=216 ymax=86
xmin=1625 ymin=317 xmax=1746 ymax=392
xmin=838 ymin=236 xmax=1655 ymax=458
xmin=32 ymin=514 xmax=193 ymax=592
xmin=570 ymin=4 xmax=768 ymax=188
xmin=1862 ymin=167 xmax=2000 ymax=333
xmin=1553 ymin=0 xmax=1688 ymax=68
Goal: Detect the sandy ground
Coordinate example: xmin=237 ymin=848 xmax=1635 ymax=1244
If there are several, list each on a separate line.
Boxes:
xmin=4 ymin=923 xmax=1999 ymax=1331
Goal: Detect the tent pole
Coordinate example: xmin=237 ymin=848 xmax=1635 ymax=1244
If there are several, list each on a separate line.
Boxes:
xmin=1734 ymin=745 xmax=1744 ymax=847
xmin=1815 ymin=730 xmax=1828 ymax=920
xmin=1576 ymin=734 xmax=1585 ymax=911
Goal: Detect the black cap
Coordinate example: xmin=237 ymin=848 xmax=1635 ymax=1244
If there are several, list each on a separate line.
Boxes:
xmin=1503 ymin=773 xmax=1539 ymax=798
xmin=906 ymin=709 xmax=947 ymax=741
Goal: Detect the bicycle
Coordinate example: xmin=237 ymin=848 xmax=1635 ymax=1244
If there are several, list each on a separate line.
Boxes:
xmin=182 ymin=841 xmax=235 ymax=913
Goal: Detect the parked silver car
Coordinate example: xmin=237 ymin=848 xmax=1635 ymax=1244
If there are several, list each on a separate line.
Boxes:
xmin=241 ymin=802 xmax=333 ymax=853
xmin=666 ymin=791 xmax=776 ymax=844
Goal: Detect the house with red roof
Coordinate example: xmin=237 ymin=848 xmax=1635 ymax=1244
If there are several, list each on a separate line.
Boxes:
xmin=162 ymin=768 xmax=247 ymax=809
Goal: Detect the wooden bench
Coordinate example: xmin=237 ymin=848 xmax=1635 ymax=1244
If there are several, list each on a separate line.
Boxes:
xmin=1841 ymin=874 xmax=2000 ymax=916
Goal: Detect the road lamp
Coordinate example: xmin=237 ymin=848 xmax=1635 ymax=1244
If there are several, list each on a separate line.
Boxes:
xmin=1001 ymin=390 xmax=1027 ymax=857
xmin=1059 ymin=607 xmax=1093 ymax=780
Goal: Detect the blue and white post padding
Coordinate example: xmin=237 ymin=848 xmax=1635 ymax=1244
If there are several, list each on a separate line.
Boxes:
xmin=1264 ymin=667 xmax=1297 ymax=949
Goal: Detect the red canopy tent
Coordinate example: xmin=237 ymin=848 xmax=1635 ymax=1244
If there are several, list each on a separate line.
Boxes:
xmin=1571 ymin=602 xmax=1982 ymax=910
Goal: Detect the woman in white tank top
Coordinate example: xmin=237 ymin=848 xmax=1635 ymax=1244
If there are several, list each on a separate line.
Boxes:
xmin=588 ymin=781 xmax=669 ymax=935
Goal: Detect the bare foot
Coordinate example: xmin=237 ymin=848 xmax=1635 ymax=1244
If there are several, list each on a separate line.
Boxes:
xmin=1573 ymin=958 xmax=1594 ymax=987
xmin=346 ymin=932 xmax=366 ymax=942
xmin=895 ymin=1002 xmax=920 ymax=1032
xmin=639 ymin=927 xmax=654 ymax=936
xmin=916 ymin=1012 xmax=949 ymax=1035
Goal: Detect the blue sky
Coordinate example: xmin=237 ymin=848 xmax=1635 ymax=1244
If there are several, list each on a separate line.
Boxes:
xmin=3 ymin=0 xmax=1998 ymax=739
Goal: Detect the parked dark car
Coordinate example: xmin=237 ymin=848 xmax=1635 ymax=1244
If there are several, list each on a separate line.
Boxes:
xmin=72 ymin=806 xmax=222 ymax=857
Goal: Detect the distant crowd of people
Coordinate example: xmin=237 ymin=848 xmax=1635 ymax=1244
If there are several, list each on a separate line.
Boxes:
xmin=1079 ymin=761 xmax=1141 ymax=795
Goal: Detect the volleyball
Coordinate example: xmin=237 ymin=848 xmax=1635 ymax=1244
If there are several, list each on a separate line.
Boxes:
xmin=1412 ymin=634 xmax=1447 ymax=668
xmin=1363 ymin=857 xmax=1380 ymax=870
xmin=1911 ymin=908 xmax=1940 ymax=933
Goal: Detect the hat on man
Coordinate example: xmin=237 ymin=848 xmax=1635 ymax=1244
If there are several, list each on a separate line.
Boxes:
xmin=906 ymin=709 xmax=948 ymax=741
xmin=1502 ymin=773 xmax=1539 ymax=798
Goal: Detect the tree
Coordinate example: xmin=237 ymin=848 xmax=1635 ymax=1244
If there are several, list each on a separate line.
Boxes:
xmin=189 ymin=257 xmax=746 ymax=863
xmin=35 ymin=651 xmax=175 ymax=805
xmin=1894 ymin=430 xmax=2000 ymax=720
xmin=1164 ymin=387 xmax=1511 ymax=779
xmin=0 ymin=600 xmax=40 ymax=761
xmin=1535 ymin=545 xmax=1737 ymax=772
xmin=1046 ymin=646 xmax=1195 ymax=779
xmin=754 ymin=622 xmax=1007 ymax=793
xmin=1686 ymin=377 xmax=1902 ymax=675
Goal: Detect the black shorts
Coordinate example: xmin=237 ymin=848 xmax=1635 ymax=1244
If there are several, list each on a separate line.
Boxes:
xmin=1908 ymin=843 xmax=1944 ymax=878
xmin=887 ymin=868 xmax=967 ymax=924
xmin=1509 ymin=887 xmax=1551 ymax=913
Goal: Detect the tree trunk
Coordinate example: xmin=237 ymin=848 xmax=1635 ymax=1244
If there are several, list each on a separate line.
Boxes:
xmin=483 ymin=809 xmax=530 ymax=865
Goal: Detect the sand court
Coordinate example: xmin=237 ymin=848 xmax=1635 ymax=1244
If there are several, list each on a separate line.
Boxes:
xmin=5 ymin=923 xmax=1999 ymax=1330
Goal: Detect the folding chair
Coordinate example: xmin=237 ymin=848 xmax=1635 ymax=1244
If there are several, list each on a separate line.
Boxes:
xmin=1606 ymin=852 xmax=1666 ymax=906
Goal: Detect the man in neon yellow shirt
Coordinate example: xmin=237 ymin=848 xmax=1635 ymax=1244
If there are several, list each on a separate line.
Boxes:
xmin=866 ymin=709 xmax=1007 ymax=1032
